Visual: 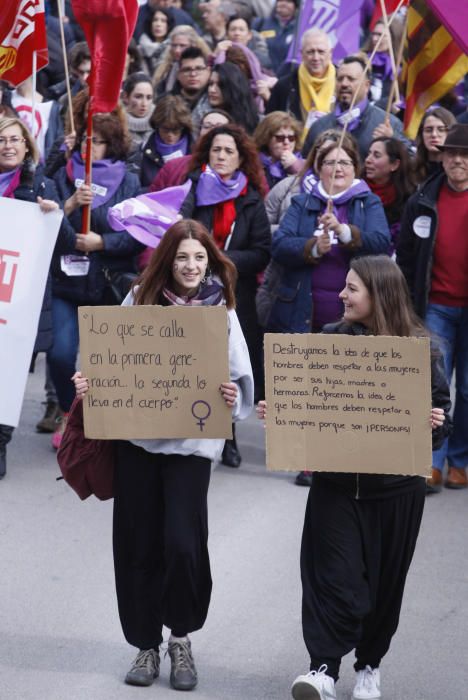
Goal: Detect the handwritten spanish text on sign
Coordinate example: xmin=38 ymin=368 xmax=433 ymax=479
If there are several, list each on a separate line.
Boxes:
xmin=78 ymin=305 xmax=232 ymax=439
xmin=264 ymin=334 xmax=432 ymax=476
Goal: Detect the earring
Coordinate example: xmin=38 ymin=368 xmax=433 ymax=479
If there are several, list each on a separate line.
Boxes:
xmin=202 ymin=267 xmax=211 ymax=284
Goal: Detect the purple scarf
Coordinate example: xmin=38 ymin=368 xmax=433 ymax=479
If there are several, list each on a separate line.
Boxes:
xmin=260 ymin=151 xmax=303 ymax=181
xmin=68 ymin=152 xmax=126 ymax=209
xmin=312 ymin=179 xmax=370 ymax=222
xmin=300 ymin=169 xmax=317 ymax=194
xmin=154 ymin=132 xmax=189 ymax=162
xmin=196 ymin=165 xmax=247 ymax=206
xmin=335 ymin=98 xmax=369 ymax=132
xmin=0 ymin=168 xmax=20 ymax=197
xmin=371 ymin=51 xmax=394 ymax=82
xmin=162 ymin=275 xmax=226 ymax=306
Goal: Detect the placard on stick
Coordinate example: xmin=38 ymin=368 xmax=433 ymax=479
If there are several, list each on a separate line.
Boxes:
xmin=78 ymin=305 xmax=232 ymax=439
xmin=264 ymin=334 xmax=432 ymax=476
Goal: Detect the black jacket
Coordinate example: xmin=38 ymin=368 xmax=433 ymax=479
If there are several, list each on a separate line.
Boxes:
xmin=266 ymin=67 xmax=301 ymax=121
xmin=180 ymin=172 xmax=271 ymax=305
xmin=52 ymin=166 xmax=143 ymax=304
xmin=135 ymin=131 xmax=192 ymax=188
xmin=302 ymin=102 xmax=410 ymax=161
xmin=397 ymin=170 xmax=448 ymax=319
xmin=314 ymin=320 xmax=452 ymax=499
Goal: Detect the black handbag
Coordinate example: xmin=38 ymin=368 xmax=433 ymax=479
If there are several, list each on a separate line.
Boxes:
xmin=102 ymin=268 xmax=138 ymax=305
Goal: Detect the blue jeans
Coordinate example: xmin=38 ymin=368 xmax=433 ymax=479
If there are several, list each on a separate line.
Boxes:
xmin=425 ymin=303 xmax=468 ymax=471
xmin=47 ymin=297 xmax=80 ymax=413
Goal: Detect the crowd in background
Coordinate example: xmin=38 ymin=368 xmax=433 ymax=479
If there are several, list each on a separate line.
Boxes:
xmin=0 ymin=0 xmax=466 ymax=490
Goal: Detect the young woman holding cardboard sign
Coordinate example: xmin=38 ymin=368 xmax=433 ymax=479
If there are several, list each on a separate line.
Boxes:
xmin=257 ymin=256 xmax=451 ymax=700
xmin=73 ymin=220 xmax=253 ymax=691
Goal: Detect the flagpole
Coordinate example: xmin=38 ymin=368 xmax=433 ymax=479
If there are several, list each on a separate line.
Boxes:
xmin=57 ymin=0 xmax=75 ymax=134
xmin=327 ymin=0 xmax=406 ymax=203
xmin=31 ymin=50 xmax=37 ymax=147
xmin=289 ymin=0 xmax=305 ymax=69
xmin=379 ymin=0 xmax=400 ymax=104
xmin=385 ymin=12 xmax=407 ymax=121
xmin=81 ymin=69 xmax=94 ymax=234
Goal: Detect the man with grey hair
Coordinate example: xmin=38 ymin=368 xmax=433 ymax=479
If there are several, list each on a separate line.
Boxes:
xmin=266 ymin=28 xmax=336 ymax=132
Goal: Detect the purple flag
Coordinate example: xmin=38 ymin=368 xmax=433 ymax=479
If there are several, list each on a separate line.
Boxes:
xmin=107 ymin=181 xmax=191 ymax=248
xmin=426 ymin=0 xmax=468 ymax=53
xmin=289 ymin=0 xmax=364 ymax=64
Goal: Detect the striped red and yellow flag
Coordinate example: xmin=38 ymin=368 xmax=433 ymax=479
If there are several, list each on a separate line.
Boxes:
xmin=404 ymin=0 xmax=468 ymax=139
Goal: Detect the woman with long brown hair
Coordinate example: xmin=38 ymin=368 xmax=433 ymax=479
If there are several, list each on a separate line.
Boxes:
xmin=258 ymin=256 xmax=451 ymax=700
xmin=73 ymin=219 xmax=253 ymax=691
xmin=413 ymin=107 xmax=456 ymax=185
xmin=181 ymin=123 xmax=270 ymax=465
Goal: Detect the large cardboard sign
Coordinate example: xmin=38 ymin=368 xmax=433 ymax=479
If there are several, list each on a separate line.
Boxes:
xmin=0 ymin=198 xmax=62 ymax=426
xmin=78 ymin=305 xmax=232 ymax=439
xmin=264 ymin=334 xmax=432 ymax=476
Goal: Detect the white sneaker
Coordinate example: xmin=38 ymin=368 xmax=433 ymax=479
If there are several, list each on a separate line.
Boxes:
xmin=352 ymin=666 xmax=381 ymax=699
xmin=291 ymin=664 xmax=337 ymax=700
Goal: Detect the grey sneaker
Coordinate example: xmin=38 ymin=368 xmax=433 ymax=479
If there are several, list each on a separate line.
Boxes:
xmin=168 ymin=637 xmax=198 ymax=691
xmin=125 ymin=648 xmax=160 ymax=686
xmin=36 ymin=401 xmax=61 ymax=433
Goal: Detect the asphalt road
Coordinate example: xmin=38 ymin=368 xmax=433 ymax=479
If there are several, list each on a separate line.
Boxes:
xmin=1 ymin=355 xmax=467 ymax=700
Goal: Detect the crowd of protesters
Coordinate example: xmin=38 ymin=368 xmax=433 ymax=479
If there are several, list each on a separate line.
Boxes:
xmin=0 ymin=1 xmax=466 ymax=698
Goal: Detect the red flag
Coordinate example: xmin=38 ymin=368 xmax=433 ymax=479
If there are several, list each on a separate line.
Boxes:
xmin=71 ymin=0 xmax=139 ymax=114
xmin=370 ymin=0 xmax=408 ymax=28
xmin=0 ymin=0 xmax=48 ymax=86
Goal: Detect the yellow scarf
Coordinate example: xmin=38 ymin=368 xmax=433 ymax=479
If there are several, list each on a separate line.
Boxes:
xmin=298 ymin=62 xmax=336 ymax=117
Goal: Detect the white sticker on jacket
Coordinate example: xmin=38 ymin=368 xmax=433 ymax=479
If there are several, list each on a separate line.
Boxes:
xmin=413 ymin=215 xmax=431 ymax=238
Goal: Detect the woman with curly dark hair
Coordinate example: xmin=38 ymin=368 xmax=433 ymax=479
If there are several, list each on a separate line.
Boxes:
xmin=181 ymin=123 xmax=270 ymax=465
xmin=49 ymin=112 xmax=143 ymax=450
xmin=207 ymin=63 xmax=259 ymax=135
xmin=364 ymin=136 xmax=416 ymax=253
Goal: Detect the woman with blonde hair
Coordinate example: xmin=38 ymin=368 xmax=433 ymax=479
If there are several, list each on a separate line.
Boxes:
xmin=153 ymin=26 xmax=211 ymax=96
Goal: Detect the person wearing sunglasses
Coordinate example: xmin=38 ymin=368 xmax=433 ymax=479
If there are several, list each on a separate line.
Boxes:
xmin=268 ymin=140 xmax=390 ymax=487
xmin=137 ymin=94 xmax=193 ymax=187
xmin=253 ymin=111 xmax=303 ymax=189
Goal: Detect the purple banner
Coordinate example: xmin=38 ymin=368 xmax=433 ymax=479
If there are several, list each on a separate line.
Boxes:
xmin=289 ymin=0 xmax=364 ymax=64
xmin=426 ymin=0 xmax=468 ymax=53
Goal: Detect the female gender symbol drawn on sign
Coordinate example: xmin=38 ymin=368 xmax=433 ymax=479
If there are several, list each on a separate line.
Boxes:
xmin=191 ymin=400 xmax=211 ymax=431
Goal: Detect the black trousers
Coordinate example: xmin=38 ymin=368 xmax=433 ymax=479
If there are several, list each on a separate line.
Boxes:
xmin=300 ymin=476 xmax=426 ymax=681
xmin=113 ymin=441 xmax=212 ymax=649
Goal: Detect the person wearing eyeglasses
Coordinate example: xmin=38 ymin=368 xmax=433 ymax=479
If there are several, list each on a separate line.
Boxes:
xmin=170 ymin=47 xmax=212 ymax=133
xmin=268 ymin=140 xmax=390 ymax=487
xmin=48 ymin=113 xmax=143 ymax=450
xmin=302 ymin=54 xmax=410 ymax=163
xmin=137 ymin=94 xmax=192 ymax=187
xmin=266 ymin=29 xmax=335 ymax=137
xmin=413 ymin=107 xmax=456 ymax=186
xmin=0 ymin=116 xmax=76 ymax=479
xmin=253 ymin=111 xmax=303 ymax=189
